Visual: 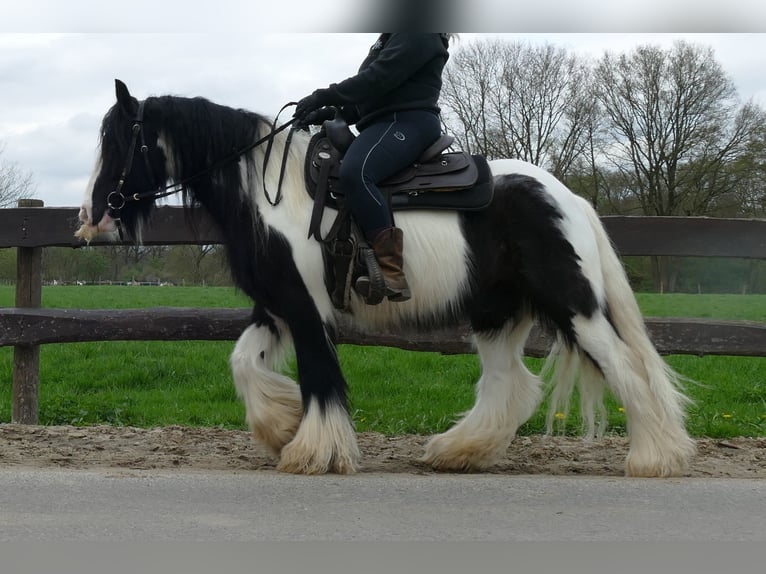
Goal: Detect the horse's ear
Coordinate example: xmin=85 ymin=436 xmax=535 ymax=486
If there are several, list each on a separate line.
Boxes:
xmin=115 ymin=79 xmax=138 ymax=117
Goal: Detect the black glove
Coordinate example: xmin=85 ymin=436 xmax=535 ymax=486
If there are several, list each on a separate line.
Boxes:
xmin=293 ymin=88 xmax=334 ymax=122
xmin=295 ymin=106 xmax=337 ymax=129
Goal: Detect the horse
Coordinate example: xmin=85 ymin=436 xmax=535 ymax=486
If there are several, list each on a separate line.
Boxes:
xmin=77 ymin=80 xmax=696 ymax=476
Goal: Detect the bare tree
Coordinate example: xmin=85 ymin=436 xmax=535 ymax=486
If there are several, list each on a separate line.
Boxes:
xmin=167 ymin=244 xmax=219 ymax=285
xmin=593 ymin=40 xmax=766 ymax=291
xmin=440 ymin=39 xmax=504 ymax=158
xmin=440 ymin=39 xmax=596 ymax=179
xmin=0 ymin=142 xmax=35 ymax=208
xmin=593 ymin=40 xmax=763 ymax=217
xmin=733 ymin=123 xmax=766 ymax=217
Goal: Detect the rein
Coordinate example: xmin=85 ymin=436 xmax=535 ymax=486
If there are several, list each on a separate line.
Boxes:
xmin=107 ymin=100 xmax=298 ymax=220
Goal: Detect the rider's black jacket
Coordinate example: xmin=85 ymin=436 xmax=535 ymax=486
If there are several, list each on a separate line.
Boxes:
xmin=326 ymin=33 xmax=450 ymax=130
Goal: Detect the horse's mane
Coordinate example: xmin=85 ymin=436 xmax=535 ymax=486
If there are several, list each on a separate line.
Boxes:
xmin=152 ymin=95 xmax=268 ymax=155
xmin=141 ymin=93 xmax=311 ymax=251
xmin=149 ymin=95 xmax=268 ymax=199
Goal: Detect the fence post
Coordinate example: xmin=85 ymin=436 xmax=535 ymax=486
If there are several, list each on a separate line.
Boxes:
xmin=12 ymin=198 xmax=44 ymax=424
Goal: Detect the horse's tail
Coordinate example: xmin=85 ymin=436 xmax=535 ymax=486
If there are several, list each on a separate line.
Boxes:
xmin=584 ymin=201 xmax=691 ymax=415
xmin=545 ymin=198 xmax=695 ymax=475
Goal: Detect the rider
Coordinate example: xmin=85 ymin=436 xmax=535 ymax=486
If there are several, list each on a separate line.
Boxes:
xmin=293 ymin=33 xmax=451 ymax=302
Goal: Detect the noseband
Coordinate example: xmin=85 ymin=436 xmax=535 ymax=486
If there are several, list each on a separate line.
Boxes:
xmin=106 ymin=100 xmax=298 ymax=222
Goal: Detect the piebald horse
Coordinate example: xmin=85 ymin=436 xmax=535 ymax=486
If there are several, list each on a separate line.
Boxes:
xmin=78 ymin=80 xmax=695 ymax=476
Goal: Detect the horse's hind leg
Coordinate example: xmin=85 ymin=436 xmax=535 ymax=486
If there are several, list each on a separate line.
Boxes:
xmin=570 ymin=310 xmax=696 ymax=477
xmin=230 ymin=307 xmax=303 ymax=455
xmin=422 ymin=317 xmax=542 ymax=471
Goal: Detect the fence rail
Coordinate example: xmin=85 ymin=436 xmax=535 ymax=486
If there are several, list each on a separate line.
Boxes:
xmin=3 ymin=205 xmax=766 ymax=257
xmin=2 ymin=203 xmax=766 ymax=424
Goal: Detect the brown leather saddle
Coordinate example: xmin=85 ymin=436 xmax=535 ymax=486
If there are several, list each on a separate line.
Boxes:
xmin=302 ymin=118 xmax=494 ymax=309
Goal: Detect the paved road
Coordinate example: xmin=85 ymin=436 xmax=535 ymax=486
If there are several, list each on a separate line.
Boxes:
xmin=0 ymin=467 xmax=764 ymax=541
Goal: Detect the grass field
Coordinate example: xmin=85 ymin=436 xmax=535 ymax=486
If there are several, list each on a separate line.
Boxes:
xmin=1 ymin=285 xmax=765 ymax=438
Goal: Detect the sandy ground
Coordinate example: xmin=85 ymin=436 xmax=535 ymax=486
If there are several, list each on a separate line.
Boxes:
xmin=0 ymin=424 xmax=764 ymax=477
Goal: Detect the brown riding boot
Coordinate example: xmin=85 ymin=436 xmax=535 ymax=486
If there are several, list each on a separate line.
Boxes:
xmin=370 ymin=226 xmax=411 ymax=302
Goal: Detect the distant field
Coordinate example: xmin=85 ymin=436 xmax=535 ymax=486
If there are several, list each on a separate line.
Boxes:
xmin=0 ymin=284 xmax=252 ymax=310
xmin=1 ymin=285 xmax=765 ymax=438
xmin=634 ymin=292 xmax=766 ymax=322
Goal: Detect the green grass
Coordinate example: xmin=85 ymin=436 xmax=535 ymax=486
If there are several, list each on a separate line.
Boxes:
xmin=1 ymin=285 xmax=251 ymax=428
xmin=634 ymin=293 xmax=766 ymax=322
xmin=2 ymin=286 xmax=765 ymax=437
xmin=37 ymin=285 xmax=251 ymax=309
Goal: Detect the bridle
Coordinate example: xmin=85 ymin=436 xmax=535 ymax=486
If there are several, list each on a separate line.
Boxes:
xmin=106 ymin=99 xmax=298 ymax=222
xmin=106 ymin=99 xmax=158 ymax=219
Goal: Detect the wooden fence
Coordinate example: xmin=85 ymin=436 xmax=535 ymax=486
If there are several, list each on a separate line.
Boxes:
xmin=2 ymin=201 xmax=766 ymax=424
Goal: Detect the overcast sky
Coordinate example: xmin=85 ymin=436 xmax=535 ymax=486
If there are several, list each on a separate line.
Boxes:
xmin=1 ymin=3 xmax=765 ymax=207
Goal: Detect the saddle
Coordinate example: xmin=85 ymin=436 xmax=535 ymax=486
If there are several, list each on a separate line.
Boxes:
xmin=305 ymin=120 xmax=493 ymax=236
xmin=303 ymin=117 xmax=494 ymax=309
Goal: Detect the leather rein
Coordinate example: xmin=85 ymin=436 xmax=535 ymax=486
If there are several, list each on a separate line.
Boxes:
xmin=106 ymin=99 xmax=298 ymax=221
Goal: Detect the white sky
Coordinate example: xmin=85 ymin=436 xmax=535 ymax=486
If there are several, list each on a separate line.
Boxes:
xmin=1 ymin=1 xmax=765 ymax=207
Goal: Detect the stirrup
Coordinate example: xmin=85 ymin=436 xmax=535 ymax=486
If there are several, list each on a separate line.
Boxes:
xmin=385 ymin=284 xmax=411 ymax=303
xmin=354 ymin=247 xmax=386 ymax=305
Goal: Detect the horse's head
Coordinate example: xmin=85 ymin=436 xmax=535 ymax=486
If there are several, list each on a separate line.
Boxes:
xmin=78 ymin=79 xmax=167 ymax=242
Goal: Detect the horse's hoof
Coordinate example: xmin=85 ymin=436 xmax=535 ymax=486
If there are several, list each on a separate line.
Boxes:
xmin=277 ymin=443 xmax=359 ymax=475
xmin=421 ymin=434 xmax=496 ymax=472
xmin=625 ymin=444 xmax=695 ymax=477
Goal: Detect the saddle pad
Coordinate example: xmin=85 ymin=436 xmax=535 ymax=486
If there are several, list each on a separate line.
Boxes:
xmin=389 ymin=154 xmax=493 ymax=211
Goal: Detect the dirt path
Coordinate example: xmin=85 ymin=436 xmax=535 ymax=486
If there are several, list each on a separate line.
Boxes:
xmin=0 ymin=424 xmax=764 ymax=477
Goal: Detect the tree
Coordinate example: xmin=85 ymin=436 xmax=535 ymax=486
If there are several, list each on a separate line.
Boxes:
xmin=0 ymin=142 xmax=35 ymax=208
xmin=722 ymin=119 xmax=766 ymax=218
xmin=42 ymin=247 xmax=111 ymax=284
xmin=100 ymin=245 xmax=168 ymax=282
xmin=592 ymin=40 xmax=766 ymax=291
xmin=440 ymin=39 xmax=597 ymax=180
xmin=0 ymin=248 xmax=16 ymax=283
xmin=593 ymin=40 xmax=763 ymax=217
xmin=441 ymin=37 xmax=765 ymax=293
xmin=165 ymin=244 xmax=224 ymax=285
xmin=440 ymin=39 xmax=504 ymax=157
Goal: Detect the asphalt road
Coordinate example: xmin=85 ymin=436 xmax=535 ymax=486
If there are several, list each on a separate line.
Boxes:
xmin=1 ymin=467 xmax=764 ymax=541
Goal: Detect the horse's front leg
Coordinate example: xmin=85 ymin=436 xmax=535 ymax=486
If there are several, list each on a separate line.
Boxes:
xmin=276 ymin=313 xmax=360 ymax=475
xmin=231 ymin=304 xmax=359 ymax=474
xmin=230 ymin=305 xmax=303 ymax=455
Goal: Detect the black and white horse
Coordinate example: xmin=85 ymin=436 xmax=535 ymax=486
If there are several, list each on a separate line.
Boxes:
xmin=78 ymin=80 xmax=696 ymax=476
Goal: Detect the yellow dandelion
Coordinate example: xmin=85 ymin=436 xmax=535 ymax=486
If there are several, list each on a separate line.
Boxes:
xmin=618 ymin=407 xmax=625 ymax=413
xmin=722 ymin=413 xmax=732 ymax=419
xmin=554 ymin=412 xmax=567 ymax=420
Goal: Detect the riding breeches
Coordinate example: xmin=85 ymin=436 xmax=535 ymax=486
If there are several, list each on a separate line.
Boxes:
xmin=337 ymin=110 xmax=441 ymax=239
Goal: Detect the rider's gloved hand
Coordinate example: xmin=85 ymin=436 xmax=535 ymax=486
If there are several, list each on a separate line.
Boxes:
xmin=295 ymin=106 xmax=336 ymax=129
xmin=294 ymin=89 xmax=334 ymax=122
